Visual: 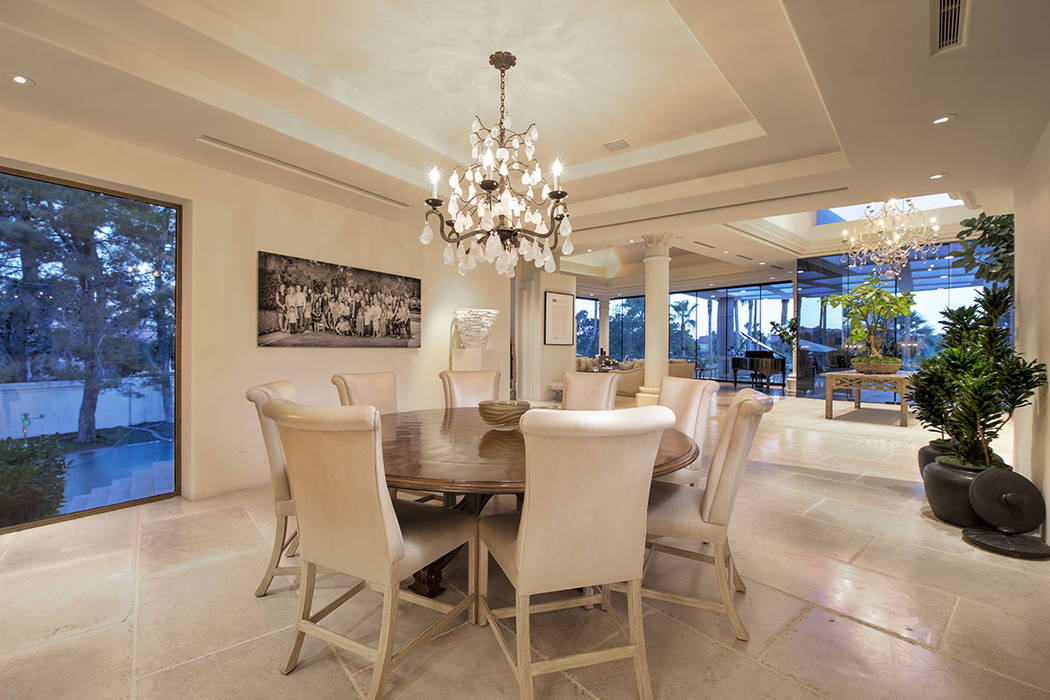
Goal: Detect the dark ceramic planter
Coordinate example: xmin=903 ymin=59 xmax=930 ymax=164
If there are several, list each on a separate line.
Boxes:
xmin=917 ymin=440 xmax=953 ymax=479
xmin=922 ymin=456 xmax=1011 ymax=527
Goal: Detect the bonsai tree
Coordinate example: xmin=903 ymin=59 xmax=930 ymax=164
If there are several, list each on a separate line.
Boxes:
xmin=909 ymin=285 xmax=1046 ymax=469
xmin=822 ymin=274 xmax=914 ymax=360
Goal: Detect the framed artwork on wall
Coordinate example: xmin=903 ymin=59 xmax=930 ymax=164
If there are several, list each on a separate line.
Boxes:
xmin=544 ymin=291 xmax=576 ymax=346
xmin=257 ymin=251 xmax=421 ymax=348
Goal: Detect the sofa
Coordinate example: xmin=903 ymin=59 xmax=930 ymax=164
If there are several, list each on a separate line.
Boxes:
xmin=574 ymin=357 xmax=697 ymax=396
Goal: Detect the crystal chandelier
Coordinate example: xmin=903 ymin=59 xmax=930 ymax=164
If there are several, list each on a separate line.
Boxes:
xmin=840 ymin=198 xmax=942 ymax=278
xmin=419 ymin=51 xmax=571 ymax=278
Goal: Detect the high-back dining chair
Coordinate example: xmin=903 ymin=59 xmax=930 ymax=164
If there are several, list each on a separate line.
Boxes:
xmin=262 ymin=400 xmax=476 ymax=699
xmin=245 ymin=380 xmax=300 ymax=597
xmin=478 ymin=405 xmax=675 ymax=700
xmin=561 ymin=370 xmax=621 ymax=410
xmin=655 ymin=377 xmax=719 ymax=486
xmin=439 ymin=369 xmax=499 ymax=408
xmin=642 ymin=389 xmax=773 ymax=641
xmin=331 ymin=371 xmax=398 ymax=414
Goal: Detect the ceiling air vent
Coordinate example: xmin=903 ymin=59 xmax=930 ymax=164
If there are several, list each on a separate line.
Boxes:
xmin=693 ymin=241 xmax=716 ymax=249
xmin=735 ymin=254 xmax=754 ymax=261
xmin=931 ymin=0 xmax=968 ymax=55
xmin=602 ymin=138 xmax=630 ymax=153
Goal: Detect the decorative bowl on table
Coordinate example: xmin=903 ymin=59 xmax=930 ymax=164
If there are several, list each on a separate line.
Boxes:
xmin=478 ymin=400 xmax=530 ymax=431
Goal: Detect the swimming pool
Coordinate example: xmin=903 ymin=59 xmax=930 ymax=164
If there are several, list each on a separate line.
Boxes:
xmin=62 ymin=440 xmax=175 ymax=504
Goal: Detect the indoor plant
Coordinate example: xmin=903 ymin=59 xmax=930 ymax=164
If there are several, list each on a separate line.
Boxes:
xmin=823 ymin=274 xmax=913 ymax=373
xmin=910 ymin=285 xmax=1046 ymax=526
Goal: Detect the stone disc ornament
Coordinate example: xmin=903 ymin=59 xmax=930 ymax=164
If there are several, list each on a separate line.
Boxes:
xmin=962 ymin=469 xmax=1050 ymax=560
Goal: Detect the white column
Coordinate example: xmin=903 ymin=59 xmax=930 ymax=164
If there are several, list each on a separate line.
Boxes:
xmin=637 ymin=234 xmax=672 ymax=406
xmin=598 ymin=296 xmax=610 ymax=354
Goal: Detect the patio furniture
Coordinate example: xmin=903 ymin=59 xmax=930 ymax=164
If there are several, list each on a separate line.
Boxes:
xmin=641 ymin=389 xmax=773 ymax=641
xmin=263 ymin=400 xmax=476 ymax=699
xmin=477 ymin=406 xmax=675 ymax=700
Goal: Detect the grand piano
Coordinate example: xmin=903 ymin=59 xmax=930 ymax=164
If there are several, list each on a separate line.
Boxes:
xmin=731 ymin=350 xmax=786 ymax=391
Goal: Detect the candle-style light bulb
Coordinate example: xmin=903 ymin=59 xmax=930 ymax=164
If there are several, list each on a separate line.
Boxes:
xmin=428 ymin=167 xmax=440 ymax=198
xmin=551 ymin=159 xmax=563 ymax=190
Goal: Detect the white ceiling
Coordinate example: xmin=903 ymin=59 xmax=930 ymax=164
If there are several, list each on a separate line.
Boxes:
xmin=1 ymin=0 xmax=1048 ymax=287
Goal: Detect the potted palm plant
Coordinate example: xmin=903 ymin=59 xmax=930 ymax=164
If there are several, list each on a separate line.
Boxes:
xmin=911 ymin=285 xmax=1046 ymax=526
xmin=823 ymin=274 xmax=913 ymax=373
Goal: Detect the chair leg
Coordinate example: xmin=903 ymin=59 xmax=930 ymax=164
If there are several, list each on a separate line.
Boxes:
xmin=256 ymin=514 xmax=289 ymax=597
xmin=515 ymin=593 xmax=533 ymax=700
xmin=726 ymin=543 xmax=746 ymax=593
xmin=280 ymin=561 xmax=316 ymax=674
xmin=367 ymin=585 xmax=399 ymax=700
xmin=714 ymin=541 xmax=749 ymax=641
xmin=627 ymin=579 xmax=654 ymax=700
xmin=583 ymin=586 xmax=594 ymax=610
xmin=599 ymin=584 xmax=611 ymax=611
xmin=478 ymin=541 xmax=490 ymax=627
xmin=286 ymin=526 xmax=299 ymax=557
xmin=468 ymin=534 xmax=478 ymax=624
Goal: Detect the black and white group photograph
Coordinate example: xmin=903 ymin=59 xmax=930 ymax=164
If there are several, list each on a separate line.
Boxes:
xmin=257 ymin=251 xmax=421 ymax=347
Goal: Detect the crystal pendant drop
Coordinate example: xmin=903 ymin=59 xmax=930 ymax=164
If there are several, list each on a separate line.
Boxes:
xmin=561 ymin=238 xmax=574 ymax=255
xmin=442 ymin=243 xmax=454 ymax=265
xmin=541 ymin=183 xmax=551 ymax=200
xmin=561 ymin=217 xmax=573 ymax=236
xmin=544 ymin=256 xmax=556 ymax=273
xmin=419 ymin=221 xmax=433 ymax=245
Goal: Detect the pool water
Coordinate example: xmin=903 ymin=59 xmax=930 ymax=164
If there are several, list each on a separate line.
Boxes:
xmin=63 ymin=440 xmax=175 ymax=501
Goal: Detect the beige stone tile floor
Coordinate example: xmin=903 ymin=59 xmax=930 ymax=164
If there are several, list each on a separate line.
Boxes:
xmin=0 ymin=390 xmax=1047 ymax=699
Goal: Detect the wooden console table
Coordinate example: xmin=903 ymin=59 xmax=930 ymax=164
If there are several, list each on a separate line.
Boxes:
xmin=822 ymin=370 xmax=913 ymax=427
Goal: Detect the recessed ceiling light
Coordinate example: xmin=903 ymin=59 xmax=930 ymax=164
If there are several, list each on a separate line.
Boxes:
xmin=587 ymin=248 xmax=592 ymax=252
xmin=4 ymin=72 xmax=35 ymax=87
xmin=931 ymin=113 xmax=957 ymax=125
xmin=769 ymin=276 xmax=775 ymax=279
xmin=722 ymin=250 xmax=729 ymax=254
xmin=758 ymin=261 xmax=766 ymax=265
xmin=929 ymin=172 xmax=949 ymax=180
xmin=628 ymin=239 xmax=634 ymax=243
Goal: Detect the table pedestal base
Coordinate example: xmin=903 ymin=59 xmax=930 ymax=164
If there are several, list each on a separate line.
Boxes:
xmin=409 ymin=493 xmax=491 ymax=597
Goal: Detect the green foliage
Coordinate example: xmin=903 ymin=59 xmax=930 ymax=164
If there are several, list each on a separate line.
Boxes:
xmin=822 ymin=274 xmax=914 ymax=358
xmin=0 ymin=435 xmax=67 ymax=528
xmin=907 ymin=285 xmax=1046 ymax=468
xmin=954 ymin=212 xmax=1014 ymax=291
xmin=769 ymin=318 xmax=798 ymax=346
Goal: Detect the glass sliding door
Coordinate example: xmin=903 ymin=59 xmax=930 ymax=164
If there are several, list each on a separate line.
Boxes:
xmin=575 ymin=297 xmax=599 ymax=357
xmin=796 ymin=243 xmax=996 ymax=399
xmin=0 ymin=169 xmax=179 ymax=530
xmin=608 ymin=296 xmax=645 ymax=361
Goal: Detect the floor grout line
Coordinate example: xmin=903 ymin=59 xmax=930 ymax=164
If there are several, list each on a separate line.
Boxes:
xmin=133 ymin=625 xmax=294 ymax=681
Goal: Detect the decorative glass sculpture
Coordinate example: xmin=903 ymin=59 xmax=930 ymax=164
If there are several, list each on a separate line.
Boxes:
xmin=454 ymin=309 xmax=500 ymax=348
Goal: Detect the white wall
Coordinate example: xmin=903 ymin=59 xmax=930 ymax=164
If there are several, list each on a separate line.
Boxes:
xmin=0 ymin=380 xmax=167 ymax=440
xmin=0 ymin=107 xmax=510 ymax=500
xmin=1014 ymin=117 xmax=1050 ymax=502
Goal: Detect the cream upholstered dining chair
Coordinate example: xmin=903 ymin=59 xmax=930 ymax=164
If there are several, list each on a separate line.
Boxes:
xmin=642 ymin=389 xmax=772 ymax=641
xmin=262 ymin=400 xmax=476 ymax=699
xmin=478 ymin=405 xmax=675 ymax=700
xmin=439 ymin=369 xmax=500 ymax=408
xmin=245 ymin=380 xmax=300 ymax=597
xmin=655 ymin=376 xmax=719 ymax=486
xmin=331 ymin=371 xmax=398 ymax=414
xmin=561 ymin=370 xmax=621 ymax=410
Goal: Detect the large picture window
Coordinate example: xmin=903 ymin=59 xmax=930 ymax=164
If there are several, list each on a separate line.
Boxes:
xmin=0 ymin=169 xmax=179 ymax=530
xmin=575 ymin=297 xmax=599 ymax=357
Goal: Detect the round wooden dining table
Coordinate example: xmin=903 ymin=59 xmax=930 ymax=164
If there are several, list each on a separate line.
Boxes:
xmin=379 ymin=407 xmax=699 ymax=595
xmin=381 ymin=407 xmax=699 ymax=494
